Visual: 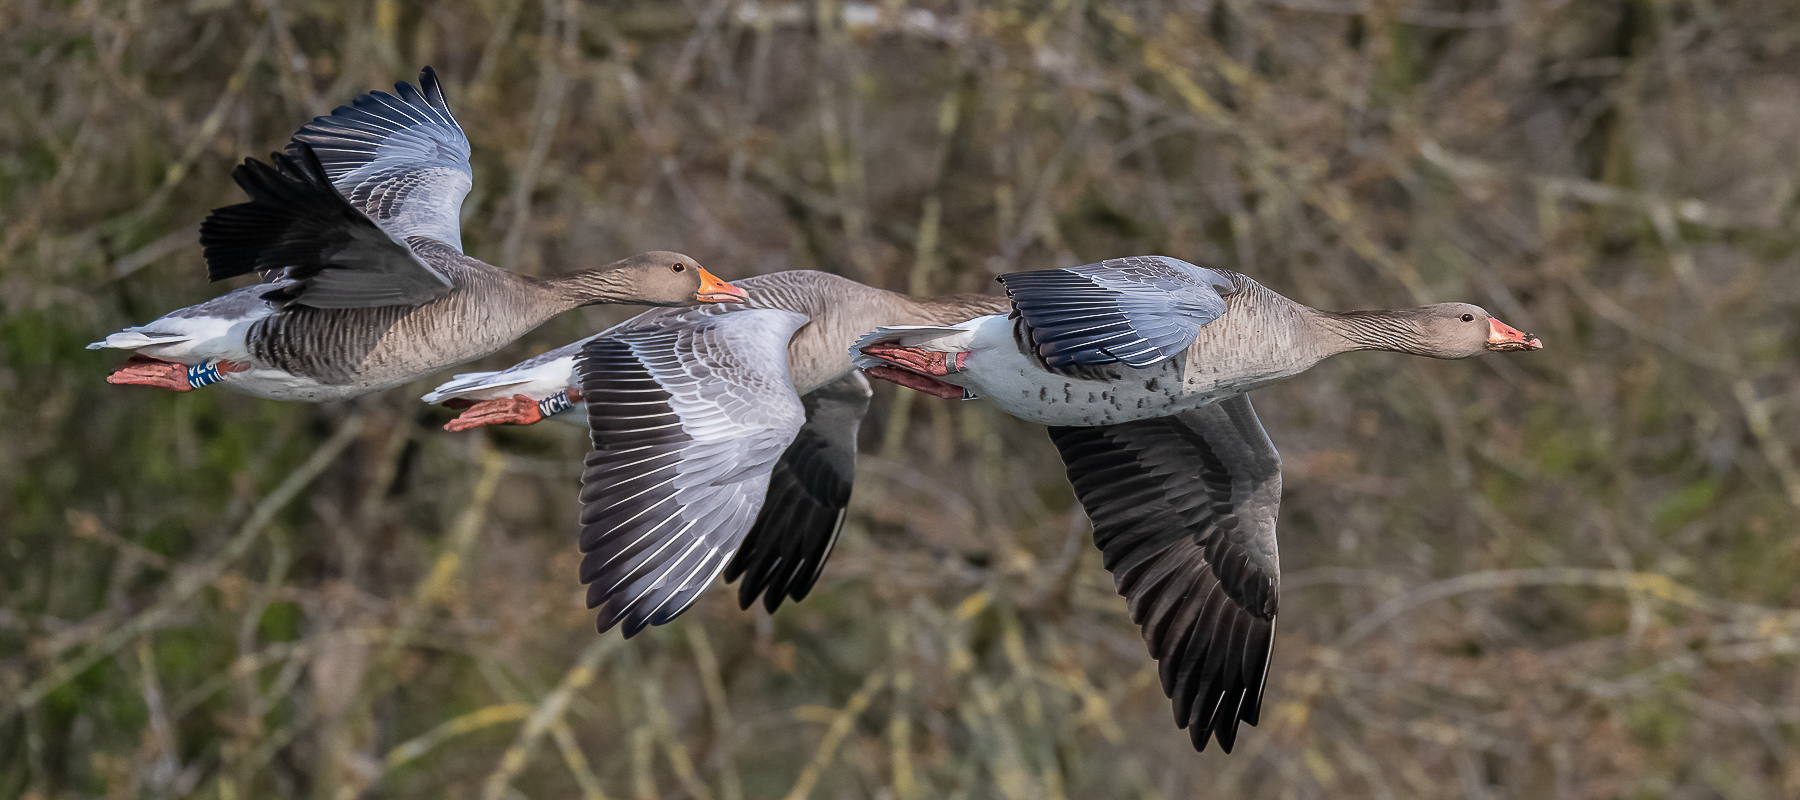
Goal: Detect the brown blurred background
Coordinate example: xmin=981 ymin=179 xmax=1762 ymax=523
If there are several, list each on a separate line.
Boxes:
xmin=4 ymin=0 xmax=1800 ymax=797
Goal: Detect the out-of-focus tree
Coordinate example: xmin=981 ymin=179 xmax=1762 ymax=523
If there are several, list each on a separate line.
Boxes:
xmin=2 ymin=1 xmax=1798 ymax=797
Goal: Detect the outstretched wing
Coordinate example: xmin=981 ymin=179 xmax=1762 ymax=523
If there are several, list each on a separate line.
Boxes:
xmin=199 ymin=145 xmax=454 ymax=309
xmin=578 ymin=309 xmax=810 ymax=637
xmin=725 ymin=371 xmax=871 ymax=612
xmin=287 ymin=66 xmax=473 ymax=251
xmin=999 ymin=256 xmax=1234 ymax=372
xmin=1047 ymin=395 xmax=1281 ymax=753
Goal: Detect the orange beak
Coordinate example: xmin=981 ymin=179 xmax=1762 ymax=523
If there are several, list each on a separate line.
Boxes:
xmin=693 ymin=268 xmax=748 ymax=303
xmin=1485 ymin=318 xmax=1542 ymax=352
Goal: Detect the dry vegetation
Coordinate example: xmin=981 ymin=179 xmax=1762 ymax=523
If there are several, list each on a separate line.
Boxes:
xmin=4 ymin=0 xmax=1800 ymax=797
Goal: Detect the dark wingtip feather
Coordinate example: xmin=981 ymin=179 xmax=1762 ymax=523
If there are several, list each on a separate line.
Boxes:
xmin=724 ymin=428 xmax=852 ymax=614
xmin=1047 ymin=417 xmax=1281 ymax=755
xmin=199 ymin=145 xmax=353 ymax=284
xmin=417 ymin=66 xmax=452 ymax=116
xmin=289 ymin=68 xmax=464 ymax=166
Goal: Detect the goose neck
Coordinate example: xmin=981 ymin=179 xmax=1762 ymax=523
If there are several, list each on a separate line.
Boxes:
xmin=1311 ymin=308 xmax=1438 ymax=357
xmin=906 ymin=292 xmax=1011 ymax=326
xmin=539 ymin=269 xmax=638 ymax=310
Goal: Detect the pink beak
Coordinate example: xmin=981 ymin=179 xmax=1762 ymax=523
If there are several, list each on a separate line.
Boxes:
xmin=1486 ymin=318 xmax=1542 ymax=351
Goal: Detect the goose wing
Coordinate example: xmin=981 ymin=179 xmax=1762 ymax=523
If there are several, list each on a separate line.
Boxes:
xmin=287 ymin=67 xmax=473 ymax=251
xmin=578 ymin=309 xmax=810 ymax=637
xmin=999 ymin=256 xmax=1233 ymax=372
xmin=725 ymin=371 xmax=871 ymax=612
xmin=199 ymin=146 xmax=455 ymax=309
xmin=1046 ymin=395 xmax=1281 ymax=752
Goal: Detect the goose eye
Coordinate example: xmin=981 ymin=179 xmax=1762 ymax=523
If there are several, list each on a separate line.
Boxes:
xmin=671 ymin=263 xmax=686 ymax=273
xmin=1460 ymin=313 xmax=1474 ymax=322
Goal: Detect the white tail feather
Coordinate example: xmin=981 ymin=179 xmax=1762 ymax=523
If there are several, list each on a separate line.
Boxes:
xmin=421 ymin=371 xmax=527 ymax=403
xmin=86 ymin=330 xmax=191 ymax=351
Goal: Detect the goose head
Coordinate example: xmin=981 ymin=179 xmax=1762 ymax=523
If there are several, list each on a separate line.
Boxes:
xmin=609 ymin=251 xmax=746 ymax=306
xmin=1325 ymin=303 xmax=1542 ymax=358
xmin=558 ymin=251 xmax=746 ymax=307
xmin=1405 ymin=303 xmax=1542 ymax=358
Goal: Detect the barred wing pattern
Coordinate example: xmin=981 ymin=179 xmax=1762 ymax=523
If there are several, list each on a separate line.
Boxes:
xmin=578 ymin=309 xmax=810 ymax=637
xmin=1047 ymin=395 xmax=1282 ymax=752
xmin=725 ymin=371 xmax=871 ymax=612
xmin=287 ymin=66 xmax=473 ymax=251
xmin=999 ymin=256 xmax=1233 ymax=372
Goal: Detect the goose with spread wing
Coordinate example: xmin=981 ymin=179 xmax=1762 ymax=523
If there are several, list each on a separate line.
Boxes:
xmin=89 ymin=67 xmax=743 ymax=402
xmin=853 ymin=255 xmax=1543 ymax=752
xmin=424 ymin=270 xmax=1007 ymax=619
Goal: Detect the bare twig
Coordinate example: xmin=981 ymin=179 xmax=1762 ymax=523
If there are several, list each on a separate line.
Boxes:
xmin=5 ymin=415 xmax=364 ymax=723
xmin=481 ymin=635 xmax=624 ymax=799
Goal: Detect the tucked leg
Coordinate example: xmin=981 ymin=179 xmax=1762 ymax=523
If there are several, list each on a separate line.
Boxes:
xmin=864 ymin=366 xmax=967 ymax=400
xmin=443 ymin=388 xmax=582 ymax=431
xmin=857 ymin=342 xmax=968 ymax=376
xmin=106 ymin=356 xmax=244 ymax=391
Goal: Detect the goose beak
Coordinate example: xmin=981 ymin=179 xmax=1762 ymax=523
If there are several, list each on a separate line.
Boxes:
xmin=694 ymin=268 xmax=748 ymax=303
xmin=1486 ymin=318 xmax=1542 ymax=351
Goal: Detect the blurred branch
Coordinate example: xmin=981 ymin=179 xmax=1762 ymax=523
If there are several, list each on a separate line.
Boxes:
xmin=641 ymin=665 xmax=717 ymax=800
xmin=480 ymin=634 xmax=623 ymax=800
xmin=685 ymin=623 xmax=743 ymax=800
xmin=1339 ymin=567 xmax=1798 ymax=646
xmin=1261 ymin=0 xmax=1520 ymax=29
xmin=500 ymin=0 xmax=579 ymax=270
xmin=380 ymin=441 xmax=507 ymax=665
xmin=3 ymin=414 xmax=364 ymax=724
xmin=549 ymin=722 xmax=612 ymax=800
xmin=385 ymin=702 xmax=534 ymax=770
xmin=1421 ymin=140 xmax=1752 ymax=231
xmin=781 ymin=668 xmax=887 ymax=800
xmin=99 ymin=23 xmax=272 ymax=244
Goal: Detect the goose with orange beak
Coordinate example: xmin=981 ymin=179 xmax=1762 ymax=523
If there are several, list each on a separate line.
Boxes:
xmin=89 ymin=67 xmax=745 ymax=403
xmin=1486 ymin=317 xmax=1543 ymax=351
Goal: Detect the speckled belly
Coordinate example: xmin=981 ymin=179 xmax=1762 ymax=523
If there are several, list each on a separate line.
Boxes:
xmin=961 ymin=356 xmax=1234 ymax=426
xmin=224 ymin=368 xmax=398 ymax=402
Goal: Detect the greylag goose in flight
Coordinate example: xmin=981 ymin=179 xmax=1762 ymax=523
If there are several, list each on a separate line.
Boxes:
xmin=90 ymin=67 xmax=742 ymax=402
xmin=424 ymin=270 xmax=1007 ymax=618
xmin=853 ymin=255 xmax=1543 ymax=751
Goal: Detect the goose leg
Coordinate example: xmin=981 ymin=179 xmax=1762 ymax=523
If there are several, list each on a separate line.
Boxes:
xmin=106 ymin=355 xmax=244 ymax=391
xmin=857 ymin=342 xmax=968 ymax=376
xmin=444 ymin=388 xmax=583 ymax=431
xmin=864 ymin=366 xmax=967 ymax=400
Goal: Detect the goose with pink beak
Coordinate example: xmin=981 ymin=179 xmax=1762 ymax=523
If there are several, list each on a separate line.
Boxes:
xmin=852 ymin=256 xmax=1541 ymax=753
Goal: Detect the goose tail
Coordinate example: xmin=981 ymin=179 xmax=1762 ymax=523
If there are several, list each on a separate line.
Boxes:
xmin=86 ymin=330 xmax=191 ymax=351
xmin=422 ymin=370 xmax=527 ymax=404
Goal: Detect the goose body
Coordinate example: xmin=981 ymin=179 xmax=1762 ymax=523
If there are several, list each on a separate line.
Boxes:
xmin=851 ymin=314 xmax=1222 ymax=424
xmin=91 ymin=68 xmax=740 ymax=402
xmin=856 ymin=255 xmax=1543 ymax=752
xmin=424 ymin=270 xmax=1006 ymax=426
xmin=854 ymin=257 xmax=1540 ymax=426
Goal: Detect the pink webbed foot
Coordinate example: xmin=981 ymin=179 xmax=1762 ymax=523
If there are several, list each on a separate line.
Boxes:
xmin=106 ymin=356 xmax=245 ymax=391
xmin=444 ymin=394 xmax=547 ymax=432
xmin=865 ymin=366 xmax=968 ymax=400
xmin=858 ymin=342 xmax=968 ymax=376
xmin=107 ymin=356 xmax=192 ymax=391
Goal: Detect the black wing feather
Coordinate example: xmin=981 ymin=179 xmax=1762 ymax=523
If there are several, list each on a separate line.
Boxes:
xmin=199 ymin=145 xmax=451 ymax=309
xmin=725 ymin=372 xmax=871 ymax=612
xmin=1046 ymin=396 xmax=1281 ymax=753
